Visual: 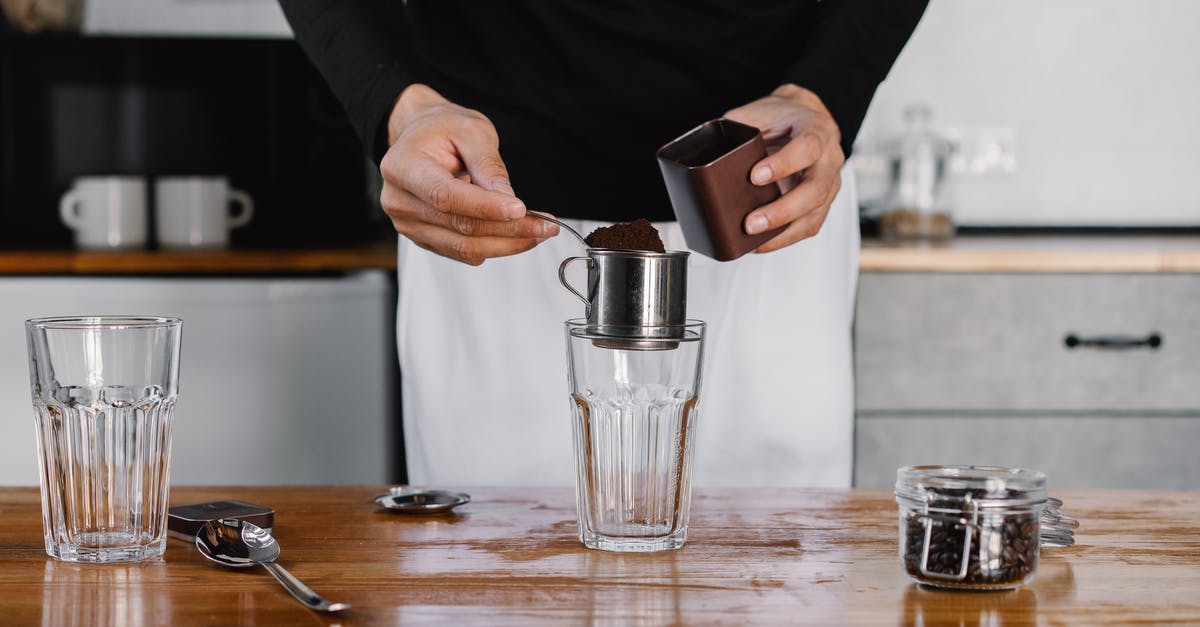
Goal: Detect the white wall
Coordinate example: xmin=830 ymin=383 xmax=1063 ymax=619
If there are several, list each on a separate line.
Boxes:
xmin=857 ymin=0 xmax=1200 ymax=226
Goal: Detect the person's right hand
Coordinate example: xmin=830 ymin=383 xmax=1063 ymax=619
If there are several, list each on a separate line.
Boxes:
xmin=379 ymin=83 xmax=557 ymax=265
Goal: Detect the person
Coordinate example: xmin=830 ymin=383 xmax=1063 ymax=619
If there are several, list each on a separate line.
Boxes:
xmin=280 ymin=1 xmax=927 ymax=487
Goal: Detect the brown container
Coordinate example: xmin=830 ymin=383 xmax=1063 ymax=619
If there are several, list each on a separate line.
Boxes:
xmin=656 ymin=118 xmax=783 ymax=261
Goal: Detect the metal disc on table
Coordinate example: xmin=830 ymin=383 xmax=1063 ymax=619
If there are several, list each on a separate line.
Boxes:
xmin=372 ymin=488 xmax=471 ymax=514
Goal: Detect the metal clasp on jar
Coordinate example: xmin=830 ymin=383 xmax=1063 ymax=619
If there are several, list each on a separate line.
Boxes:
xmin=915 ymin=492 xmax=981 ymax=581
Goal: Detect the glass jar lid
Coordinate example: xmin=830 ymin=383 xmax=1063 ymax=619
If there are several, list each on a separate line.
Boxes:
xmin=895 ymin=465 xmax=1047 ymax=508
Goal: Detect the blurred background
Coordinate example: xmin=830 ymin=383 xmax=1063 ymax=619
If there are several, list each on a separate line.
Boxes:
xmin=0 ymin=0 xmax=1196 ymax=488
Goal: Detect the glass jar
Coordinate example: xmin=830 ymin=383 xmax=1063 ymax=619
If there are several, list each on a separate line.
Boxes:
xmin=879 ymin=104 xmax=956 ymax=241
xmin=895 ymin=465 xmax=1047 ymax=590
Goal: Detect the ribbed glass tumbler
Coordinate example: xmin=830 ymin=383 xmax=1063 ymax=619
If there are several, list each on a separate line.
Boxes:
xmin=26 ymin=316 xmax=182 ymax=563
xmin=565 ymin=319 xmax=705 ymax=552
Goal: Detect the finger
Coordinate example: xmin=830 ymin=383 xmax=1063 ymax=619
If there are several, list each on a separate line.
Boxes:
xmin=402 ymin=221 xmax=543 ymax=266
xmin=450 ymin=119 xmax=518 ymax=196
xmin=722 ymin=103 xmax=770 ymax=131
xmin=749 ymin=132 xmax=823 ymax=186
xmin=413 ymin=206 xmax=556 ymax=239
xmin=754 ymin=200 xmax=834 ymax=254
xmin=743 ymin=159 xmax=842 ymax=236
xmin=388 ymin=154 xmax=526 ymax=221
xmin=382 ymin=186 xmax=556 ymax=238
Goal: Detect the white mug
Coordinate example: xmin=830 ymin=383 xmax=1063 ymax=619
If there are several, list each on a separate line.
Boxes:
xmin=59 ymin=176 xmax=149 ymax=250
xmin=154 ymin=177 xmax=254 ymax=250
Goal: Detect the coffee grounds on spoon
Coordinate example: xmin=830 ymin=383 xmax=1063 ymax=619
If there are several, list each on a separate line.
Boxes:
xmin=584 ymin=218 xmax=666 ymax=253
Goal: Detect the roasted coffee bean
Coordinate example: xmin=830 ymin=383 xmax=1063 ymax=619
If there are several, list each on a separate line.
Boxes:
xmin=902 ymin=508 xmax=1039 ymax=588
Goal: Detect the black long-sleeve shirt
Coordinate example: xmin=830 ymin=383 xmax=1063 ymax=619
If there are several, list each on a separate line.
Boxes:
xmin=281 ymin=0 xmax=926 ymax=222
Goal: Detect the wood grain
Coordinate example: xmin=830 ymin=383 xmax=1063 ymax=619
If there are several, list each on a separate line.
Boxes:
xmin=4 ymin=236 xmax=1197 ymax=276
xmin=860 ymin=235 xmax=1200 ymax=273
xmin=1 ymin=487 xmax=1198 ymax=625
xmin=0 ymin=246 xmax=397 ymax=275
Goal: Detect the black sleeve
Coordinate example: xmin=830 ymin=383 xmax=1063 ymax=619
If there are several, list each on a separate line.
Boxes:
xmin=785 ymin=0 xmax=928 ymax=157
xmin=279 ymin=0 xmax=412 ymax=164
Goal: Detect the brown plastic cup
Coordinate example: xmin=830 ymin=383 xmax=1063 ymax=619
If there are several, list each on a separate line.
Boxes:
xmin=656 ymin=118 xmax=783 ymax=262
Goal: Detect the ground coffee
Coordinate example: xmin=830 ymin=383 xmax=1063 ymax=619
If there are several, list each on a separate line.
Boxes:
xmin=585 ymin=219 xmax=666 ymax=253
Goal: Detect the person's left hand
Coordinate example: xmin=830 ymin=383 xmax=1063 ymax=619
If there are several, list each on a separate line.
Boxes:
xmin=723 ymin=83 xmax=845 ymax=253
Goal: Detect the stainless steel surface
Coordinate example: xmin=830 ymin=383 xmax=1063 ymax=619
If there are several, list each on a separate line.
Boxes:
xmin=196 ymin=519 xmax=350 ymax=613
xmin=373 ymin=488 xmax=471 ymax=514
xmin=1040 ymin=497 xmax=1079 ymax=547
xmin=558 ymin=256 xmax=593 ymax=307
xmin=527 ymin=211 xmax=588 ymax=248
xmin=557 ymin=249 xmax=689 ymax=350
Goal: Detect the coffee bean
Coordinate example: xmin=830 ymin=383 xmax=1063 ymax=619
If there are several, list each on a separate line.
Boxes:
xmin=901 ymin=496 xmax=1039 ymax=588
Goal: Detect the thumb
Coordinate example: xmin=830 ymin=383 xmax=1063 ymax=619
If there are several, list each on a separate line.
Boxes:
xmin=488 ymin=172 xmax=516 ymax=197
xmin=453 ymin=125 xmax=517 ymax=198
xmin=466 ymin=152 xmax=518 ymax=199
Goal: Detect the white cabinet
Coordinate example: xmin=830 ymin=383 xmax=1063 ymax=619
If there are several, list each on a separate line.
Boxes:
xmin=853 ymin=272 xmax=1200 ymax=489
xmin=0 ymin=271 xmax=393 ymax=486
xmin=83 ymin=0 xmax=292 ymax=38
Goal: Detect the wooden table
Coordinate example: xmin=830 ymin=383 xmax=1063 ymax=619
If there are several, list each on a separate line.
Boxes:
xmin=0 ymin=246 xmax=397 ymax=275
xmin=860 ymin=235 xmax=1200 ymax=273
xmin=2 ymin=487 xmax=1198 ymax=625
xmin=4 ymin=236 xmax=1197 ymax=276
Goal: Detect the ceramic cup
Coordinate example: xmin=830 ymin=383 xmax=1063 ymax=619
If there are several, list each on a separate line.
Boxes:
xmin=154 ymin=177 xmax=254 ymax=250
xmin=59 ymin=176 xmax=149 ymax=250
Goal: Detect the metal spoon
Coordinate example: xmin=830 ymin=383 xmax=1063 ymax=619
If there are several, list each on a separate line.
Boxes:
xmin=196 ymin=518 xmax=350 ymax=613
xmin=527 ymin=210 xmax=589 ymax=248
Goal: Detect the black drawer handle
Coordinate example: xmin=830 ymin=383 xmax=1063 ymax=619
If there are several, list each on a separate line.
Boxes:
xmin=1064 ymin=332 xmax=1162 ymax=350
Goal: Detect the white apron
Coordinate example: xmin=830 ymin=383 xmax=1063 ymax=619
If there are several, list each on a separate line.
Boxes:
xmin=396 ymin=166 xmax=859 ymax=487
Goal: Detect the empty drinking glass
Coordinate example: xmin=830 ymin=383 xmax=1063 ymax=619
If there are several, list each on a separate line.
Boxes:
xmin=566 ymin=319 xmax=705 ymax=552
xmin=26 ymin=316 xmax=182 ymax=563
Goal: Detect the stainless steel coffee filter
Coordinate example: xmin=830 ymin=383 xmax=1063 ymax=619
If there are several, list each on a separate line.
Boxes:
xmin=558 ymin=249 xmax=688 ymax=350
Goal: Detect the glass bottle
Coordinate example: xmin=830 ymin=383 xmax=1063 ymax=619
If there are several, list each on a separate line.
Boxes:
xmin=880 ymin=104 xmax=955 ymax=241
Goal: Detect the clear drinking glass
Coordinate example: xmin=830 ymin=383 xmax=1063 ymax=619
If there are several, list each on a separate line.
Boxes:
xmin=565 ymin=319 xmax=705 ymax=552
xmin=26 ymin=316 xmax=182 ymax=563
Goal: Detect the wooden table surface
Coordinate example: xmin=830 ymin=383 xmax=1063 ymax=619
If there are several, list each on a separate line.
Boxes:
xmin=860 ymin=235 xmax=1200 ymax=273
xmin=0 ymin=246 xmax=397 ymax=275
xmin=3 ymin=236 xmax=1197 ymax=276
xmin=2 ymin=487 xmax=1198 ymax=625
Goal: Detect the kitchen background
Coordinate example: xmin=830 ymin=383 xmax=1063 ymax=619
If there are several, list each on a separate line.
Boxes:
xmin=855 ymin=0 xmax=1200 ymax=227
xmin=0 ymin=0 xmax=1196 ymax=487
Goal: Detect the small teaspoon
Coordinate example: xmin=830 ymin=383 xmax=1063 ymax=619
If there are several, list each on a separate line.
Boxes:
xmin=527 ymin=211 xmax=589 ymax=248
xmin=196 ymin=518 xmax=349 ymax=613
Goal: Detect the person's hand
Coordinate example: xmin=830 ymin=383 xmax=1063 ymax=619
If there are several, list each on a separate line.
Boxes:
xmin=723 ymin=84 xmax=845 ymax=253
xmin=379 ymin=83 xmax=557 ymax=265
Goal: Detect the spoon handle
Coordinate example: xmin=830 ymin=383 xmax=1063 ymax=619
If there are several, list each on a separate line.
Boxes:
xmin=261 ymin=561 xmax=350 ymax=613
xmin=527 ymin=211 xmax=590 ymax=248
